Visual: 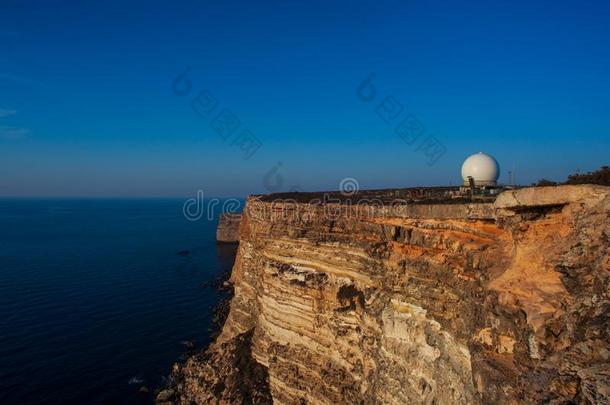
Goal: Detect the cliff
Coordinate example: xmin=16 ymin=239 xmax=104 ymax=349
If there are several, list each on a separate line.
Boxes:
xmin=170 ymin=185 xmax=610 ymax=404
xmin=216 ymin=213 xmax=242 ymax=244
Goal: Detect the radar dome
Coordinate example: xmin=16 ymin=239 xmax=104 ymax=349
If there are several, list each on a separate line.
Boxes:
xmin=461 ymin=152 xmax=500 ymax=186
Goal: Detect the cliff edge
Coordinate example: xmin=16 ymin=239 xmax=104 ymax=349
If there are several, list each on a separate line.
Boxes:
xmin=170 ymin=185 xmax=610 ymax=404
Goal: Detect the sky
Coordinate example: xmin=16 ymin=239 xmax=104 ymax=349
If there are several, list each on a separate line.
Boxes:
xmin=1 ymin=0 xmax=609 ymax=197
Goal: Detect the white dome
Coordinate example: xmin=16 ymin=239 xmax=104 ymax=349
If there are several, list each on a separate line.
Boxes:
xmin=461 ymin=152 xmax=500 ymax=186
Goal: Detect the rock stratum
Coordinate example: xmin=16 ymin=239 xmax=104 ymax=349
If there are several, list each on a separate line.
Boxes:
xmin=170 ymin=185 xmax=610 ymax=404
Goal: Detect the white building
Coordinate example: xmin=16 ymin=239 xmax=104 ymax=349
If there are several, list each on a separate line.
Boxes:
xmin=461 ymin=152 xmax=500 ymax=187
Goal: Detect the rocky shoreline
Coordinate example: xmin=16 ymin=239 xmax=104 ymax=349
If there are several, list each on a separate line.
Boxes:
xmin=205 ymin=273 xmax=234 ymax=341
xmin=155 ymin=246 xmax=239 ymax=404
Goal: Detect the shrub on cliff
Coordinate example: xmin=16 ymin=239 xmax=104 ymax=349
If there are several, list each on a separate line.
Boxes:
xmin=565 ymin=166 xmax=610 ymax=186
xmin=533 ymin=166 xmax=610 ymax=187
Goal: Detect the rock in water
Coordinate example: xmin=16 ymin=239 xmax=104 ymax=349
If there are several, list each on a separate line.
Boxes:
xmin=156 ymin=388 xmax=174 ymax=404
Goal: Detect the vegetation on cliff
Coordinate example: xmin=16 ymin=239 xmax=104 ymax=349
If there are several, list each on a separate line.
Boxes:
xmin=534 ymin=165 xmax=610 ymax=187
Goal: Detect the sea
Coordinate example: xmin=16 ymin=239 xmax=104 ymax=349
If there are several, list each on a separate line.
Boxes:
xmin=0 ymin=198 xmax=240 ymax=405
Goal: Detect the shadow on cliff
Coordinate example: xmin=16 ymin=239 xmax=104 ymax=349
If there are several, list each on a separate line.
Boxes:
xmin=216 ymin=329 xmax=272 ymax=404
xmin=171 ymin=329 xmax=272 ymax=405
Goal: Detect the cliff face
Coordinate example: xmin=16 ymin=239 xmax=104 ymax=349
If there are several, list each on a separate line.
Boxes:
xmin=173 ymin=185 xmax=610 ymax=404
xmin=216 ymin=213 xmax=242 ymax=244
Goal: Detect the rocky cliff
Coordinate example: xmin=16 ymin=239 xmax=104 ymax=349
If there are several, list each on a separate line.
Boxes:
xmin=170 ymin=185 xmax=610 ymax=404
xmin=216 ymin=213 xmax=242 ymax=244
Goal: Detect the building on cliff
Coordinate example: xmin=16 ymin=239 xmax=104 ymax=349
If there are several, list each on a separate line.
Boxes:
xmin=460 ymin=152 xmax=503 ymax=196
xmin=461 ymin=152 xmax=500 ymax=187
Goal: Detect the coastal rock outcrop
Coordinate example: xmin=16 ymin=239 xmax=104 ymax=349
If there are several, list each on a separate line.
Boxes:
xmin=172 ymin=185 xmax=610 ymax=404
xmin=216 ymin=213 xmax=242 ymax=244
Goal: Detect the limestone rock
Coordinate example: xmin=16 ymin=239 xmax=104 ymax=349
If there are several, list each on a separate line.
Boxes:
xmin=216 ymin=213 xmax=242 ymax=244
xmin=174 ymin=185 xmax=610 ymax=404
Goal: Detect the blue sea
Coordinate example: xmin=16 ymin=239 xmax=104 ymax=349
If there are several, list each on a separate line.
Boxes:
xmin=0 ymin=199 xmax=239 ymax=405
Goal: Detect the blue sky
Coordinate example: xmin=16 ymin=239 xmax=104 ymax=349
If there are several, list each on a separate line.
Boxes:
xmin=1 ymin=0 xmax=609 ymax=197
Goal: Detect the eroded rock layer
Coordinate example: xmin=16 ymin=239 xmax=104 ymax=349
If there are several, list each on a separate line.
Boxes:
xmin=173 ymin=185 xmax=610 ymax=404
